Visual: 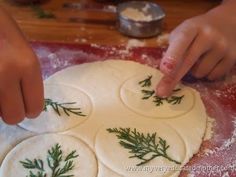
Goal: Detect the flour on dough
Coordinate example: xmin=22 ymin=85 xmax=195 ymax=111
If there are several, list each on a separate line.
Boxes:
xmin=0 ymin=134 xmax=98 ymax=177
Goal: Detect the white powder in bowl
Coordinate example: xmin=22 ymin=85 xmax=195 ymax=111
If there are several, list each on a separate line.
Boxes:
xmin=121 ymin=7 xmax=153 ymax=22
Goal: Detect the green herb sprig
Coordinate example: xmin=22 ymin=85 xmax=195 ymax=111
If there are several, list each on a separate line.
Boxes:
xmin=141 ymin=90 xmax=155 ymax=100
xmin=138 ymin=75 xmax=184 ymax=106
xmin=20 ymin=159 xmax=44 ymax=171
xmin=153 ymin=96 xmax=166 ymax=106
xmin=20 ymin=143 xmax=79 ymax=177
xmin=28 ymin=171 xmax=46 ymax=177
xmin=107 ymin=127 xmax=181 ymax=166
xmin=167 ymin=95 xmax=184 ymax=105
xmin=138 ymin=75 xmax=152 ymax=87
xmin=44 ymin=98 xmax=86 ymax=117
xmin=20 ymin=159 xmax=46 ymax=177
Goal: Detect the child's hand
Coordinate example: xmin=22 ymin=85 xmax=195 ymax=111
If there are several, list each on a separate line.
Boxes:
xmin=156 ymin=1 xmax=236 ymax=97
xmin=0 ymin=8 xmax=44 ymax=124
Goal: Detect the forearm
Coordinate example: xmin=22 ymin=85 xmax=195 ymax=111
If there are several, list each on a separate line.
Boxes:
xmin=206 ymin=0 xmax=236 ymax=25
xmin=223 ymin=0 xmax=236 ymax=4
xmin=0 ymin=7 xmax=26 ymax=45
xmin=221 ymin=0 xmax=236 ymax=10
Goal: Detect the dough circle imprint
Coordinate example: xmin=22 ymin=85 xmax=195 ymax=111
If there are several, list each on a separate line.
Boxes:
xmin=19 ymin=84 xmax=92 ymax=133
xmin=0 ymin=134 xmax=98 ymax=177
xmin=120 ymin=74 xmax=195 ymax=119
xmin=95 ymin=123 xmax=186 ymax=177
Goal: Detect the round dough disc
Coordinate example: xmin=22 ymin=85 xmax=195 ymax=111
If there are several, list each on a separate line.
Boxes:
xmin=0 ymin=134 xmax=97 ymax=177
xmin=120 ymin=74 xmax=195 ymax=119
xmin=95 ymin=123 xmax=186 ymax=177
xmin=19 ymin=84 xmax=92 ymax=133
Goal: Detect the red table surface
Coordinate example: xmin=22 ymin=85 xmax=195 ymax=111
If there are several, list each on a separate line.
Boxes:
xmin=31 ymin=41 xmax=236 ymax=177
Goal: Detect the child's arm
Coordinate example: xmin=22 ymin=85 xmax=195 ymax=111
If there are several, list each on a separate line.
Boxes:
xmin=156 ymin=0 xmax=236 ymax=97
xmin=0 ymin=7 xmax=44 ymax=124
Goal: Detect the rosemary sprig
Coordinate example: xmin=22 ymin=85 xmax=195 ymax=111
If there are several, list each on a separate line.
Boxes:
xmin=141 ymin=89 xmax=185 ymax=106
xmin=20 ymin=159 xmax=46 ymax=177
xmin=141 ymin=89 xmax=184 ymax=106
xmin=153 ymin=96 xmax=167 ymax=106
xmin=141 ymin=90 xmax=155 ymax=100
xmin=20 ymin=143 xmax=79 ymax=177
xmin=167 ymin=95 xmax=184 ymax=105
xmin=65 ymin=151 xmax=79 ymax=161
xmin=138 ymin=75 xmax=152 ymax=87
xmin=44 ymin=98 xmax=86 ymax=117
xmin=20 ymin=159 xmax=44 ymax=171
xmin=107 ymin=127 xmax=181 ymax=166
xmin=28 ymin=171 xmax=46 ymax=177
xmin=31 ymin=5 xmax=55 ymax=19
xmin=138 ymin=76 xmax=185 ymax=106
xmin=47 ymin=144 xmax=63 ymax=175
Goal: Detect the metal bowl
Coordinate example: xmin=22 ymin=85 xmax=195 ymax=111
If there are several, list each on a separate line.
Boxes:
xmin=117 ymin=1 xmax=165 ymax=38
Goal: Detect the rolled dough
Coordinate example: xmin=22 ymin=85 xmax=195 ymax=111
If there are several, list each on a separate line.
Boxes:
xmin=0 ymin=60 xmax=207 ymax=177
xmin=120 ymin=74 xmax=195 ymax=118
xmin=0 ymin=134 xmax=98 ymax=177
xmin=19 ymin=84 xmax=92 ymax=133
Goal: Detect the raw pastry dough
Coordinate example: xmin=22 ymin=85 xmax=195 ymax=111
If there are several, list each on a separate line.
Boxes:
xmin=120 ymin=74 xmax=195 ymax=118
xmin=95 ymin=123 xmax=186 ymax=177
xmin=0 ymin=134 xmax=97 ymax=177
xmin=19 ymin=84 xmax=92 ymax=133
xmin=0 ymin=120 xmax=34 ymax=164
xmin=0 ymin=60 xmax=207 ymax=177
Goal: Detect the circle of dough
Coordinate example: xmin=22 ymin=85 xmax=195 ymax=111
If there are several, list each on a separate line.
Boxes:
xmin=0 ymin=134 xmax=97 ymax=177
xmin=95 ymin=123 xmax=186 ymax=177
xmin=120 ymin=74 xmax=195 ymax=119
xmin=19 ymin=84 xmax=92 ymax=133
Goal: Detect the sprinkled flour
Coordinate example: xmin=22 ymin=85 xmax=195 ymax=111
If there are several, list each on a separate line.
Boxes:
xmin=203 ymin=117 xmax=215 ymax=141
xmin=121 ymin=7 xmax=153 ymax=21
xmin=186 ymin=116 xmax=236 ymax=177
xmin=204 ymin=118 xmax=236 ymax=155
xmin=214 ymin=85 xmax=236 ymax=101
xmin=31 ymin=42 xmax=236 ymax=177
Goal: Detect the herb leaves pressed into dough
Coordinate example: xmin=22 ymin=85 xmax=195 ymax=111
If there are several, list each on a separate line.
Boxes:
xmin=20 ymin=143 xmax=79 ymax=177
xmin=138 ymin=75 xmax=184 ymax=106
xmin=107 ymin=127 xmax=181 ymax=166
xmin=44 ymin=98 xmax=86 ymax=117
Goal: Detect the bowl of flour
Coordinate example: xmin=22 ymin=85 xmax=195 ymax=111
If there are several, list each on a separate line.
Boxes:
xmin=117 ymin=1 xmax=165 ymax=38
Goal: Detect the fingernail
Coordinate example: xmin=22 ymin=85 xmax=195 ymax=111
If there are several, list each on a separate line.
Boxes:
xmin=161 ymin=57 xmax=175 ymax=75
xmin=163 ymin=61 xmax=174 ymax=70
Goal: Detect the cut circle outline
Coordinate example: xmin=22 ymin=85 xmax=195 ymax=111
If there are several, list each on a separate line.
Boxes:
xmin=0 ymin=133 xmax=98 ymax=177
xmin=95 ymin=123 xmax=187 ymax=177
xmin=18 ymin=83 xmax=93 ymax=133
xmin=119 ymin=75 xmax=196 ymax=119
